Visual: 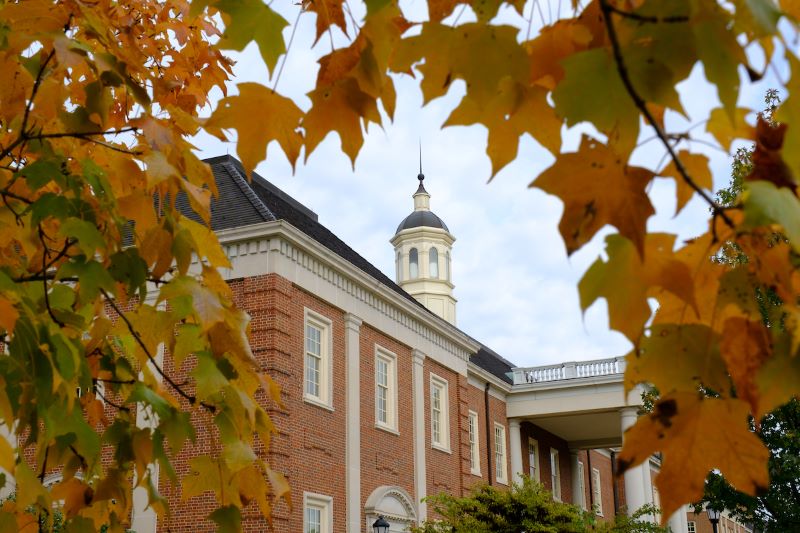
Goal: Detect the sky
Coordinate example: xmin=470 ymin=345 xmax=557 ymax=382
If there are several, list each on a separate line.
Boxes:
xmin=190 ymin=1 xmax=787 ymax=369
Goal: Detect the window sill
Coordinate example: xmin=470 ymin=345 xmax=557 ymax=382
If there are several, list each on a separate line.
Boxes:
xmin=375 ymin=423 xmax=399 ymax=436
xmin=431 ymin=443 xmax=451 ymax=454
xmin=496 ymin=477 xmax=509 ymax=486
xmin=303 ymin=395 xmax=334 ymax=412
xmin=470 ymin=469 xmax=481 ymax=477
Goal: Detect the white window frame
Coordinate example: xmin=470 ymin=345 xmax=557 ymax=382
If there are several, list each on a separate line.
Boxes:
xmin=687 ymin=521 xmax=696 ymax=533
xmin=592 ymin=467 xmax=603 ymax=515
xmin=494 ymin=423 xmax=508 ymax=484
xmin=528 ymin=438 xmax=539 ymax=482
xmin=303 ymin=492 xmax=333 ymax=533
xmin=303 ymin=308 xmax=333 ymax=410
xmin=550 ymin=449 xmax=561 ymax=501
xmin=374 ymin=346 xmax=398 ymax=432
xmin=429 ymin=373 xmax=450 ymax=452
xmin=577 ymin=461 xmax=587 ymax=510
xmin=468 ymin=410 xmax=480 ymax=475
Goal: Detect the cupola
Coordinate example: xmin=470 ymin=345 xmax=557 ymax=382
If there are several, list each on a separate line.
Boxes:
xmin=390 ymin=159 xmax=457 ymax=324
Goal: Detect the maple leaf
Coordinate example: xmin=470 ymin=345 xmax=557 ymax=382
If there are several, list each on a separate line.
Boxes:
xmin=303 ymin=0 xmax=348 ymax=44
xmin=215 ymin=0 xmax=288 ymax=73
xmin=659 ymin=150 xmax=713 ymax=214
xmin=532 ymin=136 xmax=655 ymax=257
xmin=618 ymin=394 xmax=769 ymax=520
xmin=206 ymin=83 xmax=303 ymax=175
xmin=579 ymin=233 xmax=697 ymax=341
xmin=445 ymin=79 xmax=562 ymax=176
xmin=707 ymin=107 xmax=755 ymax=151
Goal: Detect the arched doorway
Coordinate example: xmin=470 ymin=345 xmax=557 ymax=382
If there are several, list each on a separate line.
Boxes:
xmin=364 ymin=485 xmax=417 ymax=533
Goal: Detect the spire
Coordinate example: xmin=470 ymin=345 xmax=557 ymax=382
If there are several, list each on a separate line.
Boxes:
xmin=416 ymin=139 xmax=427 ymax=194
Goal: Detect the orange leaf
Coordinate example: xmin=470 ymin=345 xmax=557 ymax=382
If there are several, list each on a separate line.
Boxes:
xmin=206 ymin=83 xmax=303 ymax=176
xmin=533 ymin=136 xmax=655 ymax=256
xmin=659 ymin=151 xmax=713 ymax=214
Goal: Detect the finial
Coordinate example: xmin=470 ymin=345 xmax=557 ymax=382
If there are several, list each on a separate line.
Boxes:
xmin=417 ymin=139 xmax=424 ymax=182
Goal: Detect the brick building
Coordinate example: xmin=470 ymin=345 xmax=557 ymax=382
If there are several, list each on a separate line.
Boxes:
xmin=118 ymin=155 xmax=738 ymax=533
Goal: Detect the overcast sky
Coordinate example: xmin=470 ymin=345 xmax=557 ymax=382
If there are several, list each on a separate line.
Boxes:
xmin=191 ymin=1 xmax=785 ymax=368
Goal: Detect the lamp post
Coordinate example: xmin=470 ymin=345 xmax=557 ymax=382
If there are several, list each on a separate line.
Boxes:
xmin=372 ymin=515 xmax=390 ymax=533
xmin=706 ymin=506 xmax=722 ymax=533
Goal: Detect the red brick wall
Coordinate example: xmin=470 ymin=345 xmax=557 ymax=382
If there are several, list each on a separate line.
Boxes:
xmin=583 ymin=450 xmax=615 ymax=521
xmin=424 ymin=359 xmax=462 ymax=499
xmin=359 ymin=325 xmax=415 ymax=524
xmin=520 ymin=422 xmax=571 ymax=503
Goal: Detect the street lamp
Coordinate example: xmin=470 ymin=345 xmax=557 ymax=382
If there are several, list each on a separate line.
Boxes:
xmin=706 ymin=506 xmax=722 ymax=533
xmin=372 ymin=515 xmax=390 ymax=533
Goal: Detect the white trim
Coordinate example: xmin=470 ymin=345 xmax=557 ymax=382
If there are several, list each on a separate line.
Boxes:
xmin=550 ymin=449 xmax=561 ymax=501
xmin=303 ymin=492 xmax=333 ymax=533
xmin=429 ymin=373 xmax=451 ymax=453
xmin=592 ymin=467 xmax=603 ymax=515
xmin=468 ymin=410 xmax=481 ymax=476
xmin=578 ymin=461 xmax=587 ymax=510
xmin=375 ymin=346 xmax=398 ymax=432
xmin=303 ymin=308 xmax=334 ymax=410
xmin=343 ymin=313 xmax=362 ymax=533
xmin=466 ymin=371 xmax=511 ymax=398
xmin=494 ymin=423 xmax=508 ymax=485
xmin=528 ymin=438 xmax=540 ymax=482
xmin=412 ymin=350 xmax=427 ymax=522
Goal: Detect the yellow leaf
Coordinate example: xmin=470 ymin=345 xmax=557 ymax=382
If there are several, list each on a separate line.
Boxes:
xmin=526 ymin=18 xmax=593 ymax=90
xmin=50 ymin=477 xmax=93 ymax=517
xmin=720 ymin=317 xmax=771 ymax=415
xmin=0 ymin=297 xmax=18 ymax=333
xmin=303 ymin=0 xmax=347 ymax=44
xmin=707 ymin=107 xmax=754 ymax=151
xmin=532 ymin=136 xmax=655 ymax=256
xmin=207 ymin=83 xmax=303 ymax=176
xmin=659 ymin=151 xmax=713 ymax=214
xmin=619 ymin=394 xmax=769 ymax=521
xmin=445 ymin=79 xmax=562 ymax=176
xmin=579 ymin=233 xmax=697 ymax=341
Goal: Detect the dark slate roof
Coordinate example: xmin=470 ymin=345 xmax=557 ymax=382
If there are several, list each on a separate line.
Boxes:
xmin=395 ymin=210 xmax=450 ymax=233
xmin=198 ymin=155 xmax=512 ymax=384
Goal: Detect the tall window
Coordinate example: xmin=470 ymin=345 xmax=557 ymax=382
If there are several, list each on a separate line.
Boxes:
xmin=375 ymin=347 xmax=397 ymax=431
xmin=528 ymin=438 xmax=539 ymax=481
xmin=409 ymin=248 xmax=419 ymax=279
xmin=430 ymin=374 xmax=449 ymax=451
xmin=577 ymin=461 xmax=587 ymax=510
xmin=304 ymin=309 xmax=332 ymax=408
xmin=494 ymin=423 xmax=508 ymax=484
xmin=304 ymin=493 xmax=332 ymax=533
xmin=468 ymin=411 xmax=480 ymax=475
xmin=687 ymin=522 xmax=696 ymax=533
xmin=550 ymin=449 xmax=561 ymax=500
xmin=429 ymin=247 xmax=439 ymax=278
xmin=445 ymin=251 xmax=450 ymax=280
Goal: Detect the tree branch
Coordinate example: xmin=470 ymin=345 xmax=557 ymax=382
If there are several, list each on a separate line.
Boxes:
xmin=605 ymin=4 xmax=688 ymax=23
xmin=599 ymin=0 xmax=734 ymax=231
xmin=100 ymin=289 xmax=216 ymax=413
xmin=92 ymin=383 xmax=130 ymax=412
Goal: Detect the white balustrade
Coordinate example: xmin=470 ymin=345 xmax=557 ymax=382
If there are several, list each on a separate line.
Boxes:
xmin=512 ymin=356 xmax=625 ymax=385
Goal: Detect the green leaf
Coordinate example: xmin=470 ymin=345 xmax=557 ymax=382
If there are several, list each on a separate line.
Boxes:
xmin=209 ymin=504 xmax=241 ymax=532
xmin=18 ymin=158 xmax=65 ymax=190
xmin=191 ymin=353 xmax=229 ymax=401
xmin=215 ymin=0 xmax=288 ymax=72
xmin=57 ymin=259 xmax=116 ymax=304
xmin=59 ymin=217 xmax=105 ymax=257
xmin=742 ymin=181 xmax=800 ymax=253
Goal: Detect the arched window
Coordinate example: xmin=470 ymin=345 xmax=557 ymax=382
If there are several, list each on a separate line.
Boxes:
xmin=396 ymin=251 xmax=402 ymax=282
xmin=445 ymin=251 xmax=450 ymax=281
xmin=429 ymin=247 xmax=439 ymax=278
xmin=409 ymin=248 xmax=419 ymax=279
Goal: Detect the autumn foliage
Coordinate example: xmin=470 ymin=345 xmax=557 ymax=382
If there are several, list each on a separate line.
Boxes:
xmin=0 ymin=0 xmax=799 ymax=530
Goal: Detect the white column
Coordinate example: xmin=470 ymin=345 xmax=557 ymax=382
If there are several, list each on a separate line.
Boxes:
xmin=412 ymin=349 xmax=427 ymax=523
xmin=621 ymin=406 xmax=654 ymax=518
xmin=570 ymin=450 xmax=583 ymax=509
xmin=508 ymin=419 xmax=523 ymax=484
xmin=668 ymin=504 xmax=688 ymax=532
xmin=344 ymin=314 xmax=363 ymax=533
xmin=131 ymin=342 xmax=165 ymax=533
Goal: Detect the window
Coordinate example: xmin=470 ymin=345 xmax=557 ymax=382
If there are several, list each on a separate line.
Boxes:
xmin=577 ymin=461 xmax=587 ymax=510
xmin=687 ymin=522 xmax=696 ymax=533
xmin=396 ymin=251 xmax=402 ymax=282
xmin=445 ymin=251 xmax=450 ymax=280
xmin=304 ymin=309 xmax=332 ymax=409
xmin=468 ymin=411 xmax=480 ymax=475
xmin=429 ymin=247 xmax=439 ymax=278
xmin=409 ymin=248 xmax=419 ymax=279
xmin=550 ymin=449 xmax=561 ymax=500
xmin=303 ymin=493 xmax=332 ymax=533
xmin=592 ymin=468 xmax=602 ymax=515
xmin=375 ymin=347 xmax=397 ymax=431
xmin=430 ymin=374 xmax=450 ymax=451
xmin=528 ymin=438 xmax=539 ymax=481
xmin=494 ymin=423 xmax=508 ymax=484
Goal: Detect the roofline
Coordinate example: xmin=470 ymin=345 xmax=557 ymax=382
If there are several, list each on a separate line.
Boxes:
xmin=467 ymin=362 xmax=513 ymax=393
xmin=215 ymin=220 xmax=482 ymax=356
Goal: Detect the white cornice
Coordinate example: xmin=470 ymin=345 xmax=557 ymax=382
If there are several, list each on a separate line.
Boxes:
xmin=214 ymin=221 xmax=480 ymax=366
xmin=467 ymin=364 xmax=512 ymax=398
